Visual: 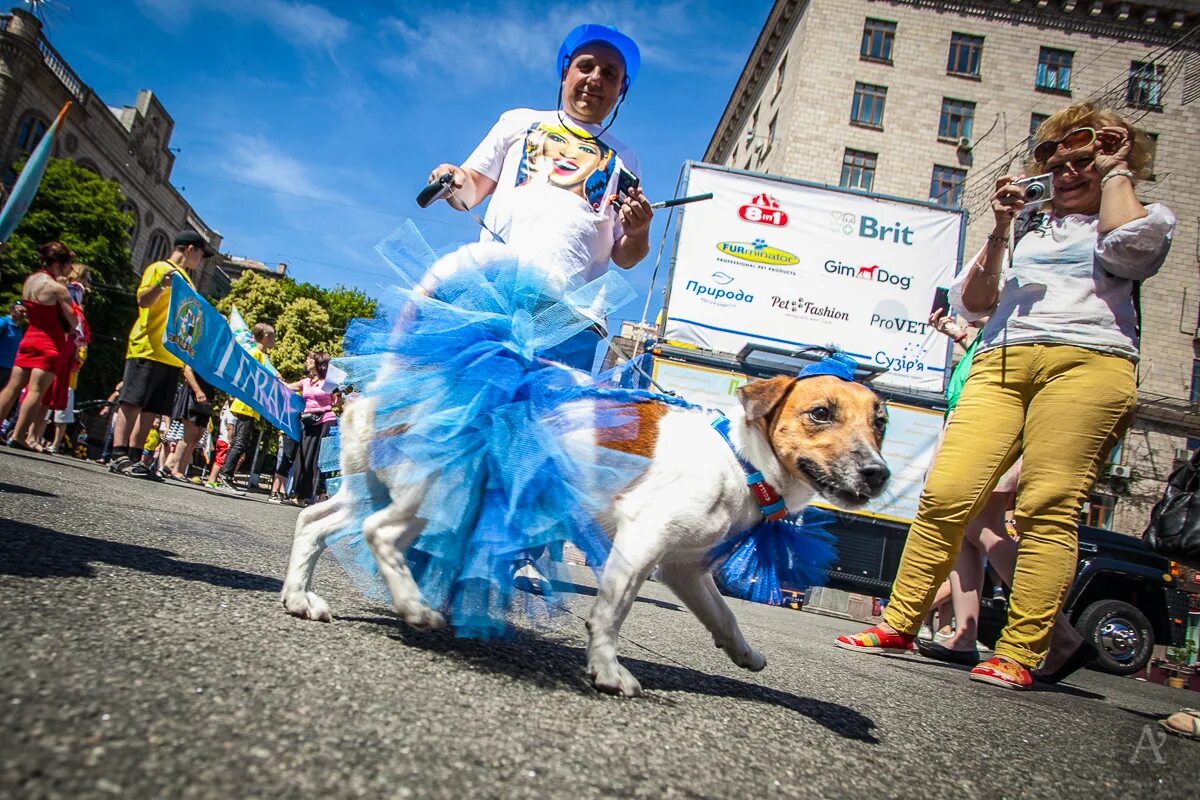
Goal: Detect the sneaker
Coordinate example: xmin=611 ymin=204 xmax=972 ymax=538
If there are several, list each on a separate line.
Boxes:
xmin=108 ymin=456 xmax=131 ymax=474
xmin=267 ymin=493 xmax=282 ymax=504
xmin=512 ymin=560 xmax=549 ymax=595
xmin=969 ymin=656 xmax=1033 ymax=690
xmin=123 ymin=461 xmax=163 ymax=481
xmin=215 ymin=475 xmax=246 ymax=495
xmin=834 ymin=625 xmax=916 ymax=655
xmin=205 ymin=481 xmax=220 ymax=489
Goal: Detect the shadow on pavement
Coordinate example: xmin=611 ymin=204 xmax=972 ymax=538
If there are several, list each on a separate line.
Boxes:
xmin=343 ymin=615 xmax=878 ymax=743
xmin=0 ymin=518 xmax=283 ymax=592
xmin=0 ymin=482 xmax=57 ymax=497
xmin=553 ymin=580 xmax=684 ymax=612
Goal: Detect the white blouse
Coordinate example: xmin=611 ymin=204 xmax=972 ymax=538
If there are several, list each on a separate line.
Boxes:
xmin=950 ymin=203 xmax=1175 ymax=362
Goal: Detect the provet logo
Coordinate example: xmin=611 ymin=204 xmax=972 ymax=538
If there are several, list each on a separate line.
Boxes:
xmin=768 ymin=296 xmax=850 ymax=322
xmin=824 ymin=259 xmax=913 ymax=291
xmin=738 ymin=193 xmax=788 ymax=227
xmin=686 ymin=275 xmax=755 ymax=305
xmin=829 ymin=210 xmax=915 ymax=246
xmin=869 ymin=313 xmax=931 ymax=335
xmin=715 ymin=238 xmax=799 ymax=265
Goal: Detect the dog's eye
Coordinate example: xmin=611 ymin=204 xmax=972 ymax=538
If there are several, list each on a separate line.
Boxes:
xmin=873 ymin=416 xmax=887 ymax=432
xmin=808 ymin=406 xmax=831 ymax=423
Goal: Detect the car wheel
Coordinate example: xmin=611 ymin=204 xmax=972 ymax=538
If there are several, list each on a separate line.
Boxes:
xmin=1076 ymin=599 xmax=1153 ymax=676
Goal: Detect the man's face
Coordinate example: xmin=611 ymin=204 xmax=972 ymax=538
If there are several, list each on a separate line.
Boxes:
xmin=258 ymin=327 xmax=277 ymax=351
xmin=182 ymin=245 xmax=206 ymax=270
xmin=10 ymin=303 xmax=27 ymax=324
xmin=562 ymin=42 xmax=625 ymax=124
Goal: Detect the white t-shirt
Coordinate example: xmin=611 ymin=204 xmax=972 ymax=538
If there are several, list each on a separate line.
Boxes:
xmin=219 ymin=407 xmax=237 ymax=443
xmin=950 ymin=203 xmax=1175 ymax=362
xmin=462 ymin=109 xmax=641 ymax=284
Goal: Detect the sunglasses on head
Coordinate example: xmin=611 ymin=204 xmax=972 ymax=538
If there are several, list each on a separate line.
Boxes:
xmin=1032 ymin=127 xmax=1096 ymax=163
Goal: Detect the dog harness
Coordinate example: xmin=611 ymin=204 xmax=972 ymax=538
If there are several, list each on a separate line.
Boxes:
xmin=710 ymin=414 xmax=789 ymax=522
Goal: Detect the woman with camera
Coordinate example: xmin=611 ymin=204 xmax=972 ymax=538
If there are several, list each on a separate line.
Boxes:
xmin=835 ymin=101 xmax=1175 ymax=690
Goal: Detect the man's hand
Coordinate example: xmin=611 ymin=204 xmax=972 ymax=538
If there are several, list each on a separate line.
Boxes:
xmin=429 ymin=164 xmax=470 ymax=210
xmin=195 ymin=390 xmax=208 ymax=405
xmin=617 ymin=186 xmax=653 ymax=238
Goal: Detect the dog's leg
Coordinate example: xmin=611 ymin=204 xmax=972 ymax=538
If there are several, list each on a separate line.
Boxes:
xmin=362 ymin=503 xmax=445 ymax=631
xmin=658 ymin=560 xmax=766 ymax=672
xmin=586 ymin=539 xmax=661 ymax=697
xmin=281 ymin=490 xmax=351 ymax=622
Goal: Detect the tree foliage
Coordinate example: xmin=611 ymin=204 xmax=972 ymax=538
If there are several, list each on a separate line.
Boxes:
xmin=0 ymin=157 xmax=134 ymax=401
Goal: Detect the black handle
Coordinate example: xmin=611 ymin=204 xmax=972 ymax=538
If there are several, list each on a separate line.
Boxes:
xmin=649 ymin=192 xmax=714 ymax=210
xmin=417 ymin=173 xmax=453 ymax=208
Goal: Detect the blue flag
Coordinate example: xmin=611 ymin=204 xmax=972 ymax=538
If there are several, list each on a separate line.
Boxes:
xmin=0 ymin=102 xmax=69 ymax=243
xmin=162 ymin=279 xmax=303 ymax=440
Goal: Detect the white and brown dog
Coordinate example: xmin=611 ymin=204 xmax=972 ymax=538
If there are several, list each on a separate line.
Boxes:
xmin=281 ymin=371 xmax=889 ymax=697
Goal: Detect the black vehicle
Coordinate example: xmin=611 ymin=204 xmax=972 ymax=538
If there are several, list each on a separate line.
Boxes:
xmin=821 ymin=514 xmax=1189 ymax=675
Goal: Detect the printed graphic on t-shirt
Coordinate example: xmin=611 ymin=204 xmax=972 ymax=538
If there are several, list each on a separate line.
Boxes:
xmin=514 ymin=121 xmax=616 ymax=213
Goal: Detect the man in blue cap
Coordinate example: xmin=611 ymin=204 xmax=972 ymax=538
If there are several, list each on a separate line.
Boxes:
xmin=427 ymin=23 xmax=653 ymax=299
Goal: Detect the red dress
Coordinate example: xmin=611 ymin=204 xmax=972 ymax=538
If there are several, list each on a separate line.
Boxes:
xmin=12 ymin=297 xmax=69 ymax=374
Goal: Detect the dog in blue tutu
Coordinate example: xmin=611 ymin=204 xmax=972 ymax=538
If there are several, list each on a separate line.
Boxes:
xmin=280 ymin=239 xmax=891 ymax=697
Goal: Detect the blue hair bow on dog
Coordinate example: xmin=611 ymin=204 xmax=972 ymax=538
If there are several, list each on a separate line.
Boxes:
xmin=797 ymin=352 xmax=858 ymax=382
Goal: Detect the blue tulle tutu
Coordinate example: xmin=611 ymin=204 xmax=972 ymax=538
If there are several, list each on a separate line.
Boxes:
xmin=321 ymin=224 xmax=836 ymax=637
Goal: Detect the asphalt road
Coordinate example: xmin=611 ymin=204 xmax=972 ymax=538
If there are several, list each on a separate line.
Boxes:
xmin=0 ymin=449 xmax=1196 ymax=799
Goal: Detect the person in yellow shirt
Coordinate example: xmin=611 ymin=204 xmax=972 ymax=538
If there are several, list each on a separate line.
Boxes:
xmin=215 ymin=322 xmax=276 ymax=493
xmin=109 ymin=230 xmax=213 ymax=479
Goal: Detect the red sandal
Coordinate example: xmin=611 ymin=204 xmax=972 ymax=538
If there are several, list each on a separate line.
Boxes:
xmin=969 ymin=656 xmax=1033 ymax=690
xmin=834 ymin=625 xmax=915 ymax=655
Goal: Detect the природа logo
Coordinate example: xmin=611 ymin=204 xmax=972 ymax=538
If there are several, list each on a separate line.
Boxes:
xmin=715 ymin=238 xmax=799 ymax=266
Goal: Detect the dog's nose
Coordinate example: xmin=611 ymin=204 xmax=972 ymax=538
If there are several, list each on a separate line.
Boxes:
xmin=859 ymin=462 xmax=890 ymax=492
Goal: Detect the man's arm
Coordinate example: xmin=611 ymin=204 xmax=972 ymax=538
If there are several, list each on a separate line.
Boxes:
xmin=137 ymin=264 xmax=176 ymax=308
xmin=611 ymin=186 xmax=653 ymax=269
xmin=427 ymin=164 xmax=497 ymax=210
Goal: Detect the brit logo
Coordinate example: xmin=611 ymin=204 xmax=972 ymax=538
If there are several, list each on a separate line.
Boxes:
xmin=738 ymin=193 xmax=788 ymax=227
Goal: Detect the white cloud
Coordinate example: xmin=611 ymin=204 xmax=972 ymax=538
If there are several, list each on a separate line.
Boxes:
xmin=136 ymin=0 xmax=350 ymax=51
xmin=222 ymin=134 xmax=351 ymax=206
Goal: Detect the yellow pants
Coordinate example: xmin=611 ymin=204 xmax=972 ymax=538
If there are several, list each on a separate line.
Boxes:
xmin=883 ymin=344 xmax=1136 ymax=667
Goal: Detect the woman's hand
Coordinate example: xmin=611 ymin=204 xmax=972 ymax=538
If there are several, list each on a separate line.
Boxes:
xmin=991 ymin=176 xmax=1025 ymax=231
xmin=928 ymin=308 xmax=964 ymax=341
xmin=1093 ymin=126 xmax=1132 ymax=177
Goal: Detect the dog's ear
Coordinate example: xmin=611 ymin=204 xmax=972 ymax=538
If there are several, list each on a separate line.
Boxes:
xmin=737 ymin=376 xmax=795 ymax=423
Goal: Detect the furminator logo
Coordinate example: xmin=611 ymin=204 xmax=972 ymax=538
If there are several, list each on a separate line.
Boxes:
xmin=715 ymin=238 xmax=799 ymax=266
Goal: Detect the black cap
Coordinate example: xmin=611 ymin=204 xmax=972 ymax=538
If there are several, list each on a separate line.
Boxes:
xmin=174 ymin=230 xmax=215 ymax=258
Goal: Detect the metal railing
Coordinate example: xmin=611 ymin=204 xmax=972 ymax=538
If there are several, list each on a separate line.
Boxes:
xmin=35 ymin=34 xmax=85 ymax=102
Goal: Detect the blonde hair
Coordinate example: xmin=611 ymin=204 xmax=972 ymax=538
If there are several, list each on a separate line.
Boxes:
xmin=67 ymin=262 xmax=91 ymax=283
xmin=1027 ymin=101 xmax=1154 ymax=180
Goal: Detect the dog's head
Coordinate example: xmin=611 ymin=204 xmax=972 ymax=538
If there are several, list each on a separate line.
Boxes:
xmin=736 ymin=374 xmax=890 ymax=508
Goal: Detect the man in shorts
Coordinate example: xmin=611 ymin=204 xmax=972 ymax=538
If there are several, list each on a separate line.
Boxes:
xmin=109 ymin=230 xmax=213 ymax=478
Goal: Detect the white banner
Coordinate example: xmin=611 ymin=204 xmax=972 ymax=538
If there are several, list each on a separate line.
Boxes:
xmin=663 ymin=164 xmax=964 ymax=392
xmin=648 ymin=356 xmax=943 ymax=523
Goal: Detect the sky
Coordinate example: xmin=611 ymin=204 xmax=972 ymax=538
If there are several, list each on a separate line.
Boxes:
xmin=35 ymin=0 xmax=772 ymax=327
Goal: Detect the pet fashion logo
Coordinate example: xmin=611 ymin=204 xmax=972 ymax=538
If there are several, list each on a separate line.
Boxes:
xmin=686 ymin=273 xmax=755 ymax=307
xmin=715 ymin=238 xmax=799 ymax=267
xmin=738 ymin=193 xmax=788 ymax=227
xmin=824 ymin=259 xmax=913 ymax=291
xmin=830 ymin=210 xmax=914 ymax=246
xmin=768 ymin=295 xmax=850 ymax=323
xmin=165 ymin=297 xmax=203 ymax=358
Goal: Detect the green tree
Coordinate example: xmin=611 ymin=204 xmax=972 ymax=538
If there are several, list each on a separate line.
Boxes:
xmin=215 ymin=270 xmax=290 ymax=326
xmin=273 ymin=297 xmax=335 ymax=378
xmin=0 ymin=157 xmax=134 ymax=401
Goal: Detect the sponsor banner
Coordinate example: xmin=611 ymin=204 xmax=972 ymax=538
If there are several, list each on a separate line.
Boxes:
xmin=163 ymin=280 xmax=304 ymax=440
xmin=648 ymin=356 xmax=943 ymax=523
xmin=664 ymin=165 xmax=964 ymax=391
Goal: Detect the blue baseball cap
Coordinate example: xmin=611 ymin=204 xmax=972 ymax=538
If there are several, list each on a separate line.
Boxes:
xmin=557 ymin=24 xmax=640 ymax=91
xmin=797 ymin=353 xmax=859 ymax=383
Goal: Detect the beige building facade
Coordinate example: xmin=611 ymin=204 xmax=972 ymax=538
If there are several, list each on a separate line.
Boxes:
xmin=705 ymin=0 xmax=1200 ymax=534
xmin=0 ymin=7 xmax=220 ymax=273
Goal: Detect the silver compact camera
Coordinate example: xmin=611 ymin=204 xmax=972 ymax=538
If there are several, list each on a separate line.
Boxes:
xmin=1014 ymin=173 xmax=1054 ymax=203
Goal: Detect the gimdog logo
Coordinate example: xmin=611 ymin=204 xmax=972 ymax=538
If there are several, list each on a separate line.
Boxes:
xmin=165 ymin=298 xmax=203 ymax=358
xmin=830 ymin=209 xmax=915 ymax=245
xmin=824 ymin=259 xmax=913 ymax=291
xmin=768 ymin=295 xmax=850 ymax=322
xmin=686 ymin=278 xmax=754 ymax=306
xmin=738 ymin=193 xmax=788 ymax=227
xmin=715 ymin=238 xmax=799 ymax=266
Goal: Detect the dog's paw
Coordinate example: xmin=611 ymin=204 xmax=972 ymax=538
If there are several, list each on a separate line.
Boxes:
xmin=397 ymin=603 xmax=446 ymax=632
xmin=282 ymin=590 xmax=333 ymax=623
xmin=731 ymin=646 xmax=767 ymax=672
xmin=588 ymin=661 xmax=643 ymax=697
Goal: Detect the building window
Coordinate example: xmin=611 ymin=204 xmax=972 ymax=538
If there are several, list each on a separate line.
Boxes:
xmin=1191 ymin=358 xmax=1200 ymax=404
xmin=774 ymin=53 xmax=787 ymax=97
xmin=861 ymin=18 xmax=896 ymax=63
xmin=840 ymin=149 xmax=877 ymax=191
xmin=76 ymin=159 xmax=101 ymax=177
xmin=1128 ymin=61 xmax=1165 ymax=109
xmin=947 ymin=33 xmax=983 ymax=77
xmin=144 ymin=230 xmax=170 ymax=268
xmin=1082 ymin=493 xmax=1116 ymax=530
xmin=938 ymin=98 xmax=975 ymax=141
xmin=763 ymin=113 xmax=778 ymax=157
xmin=1036 ymin=47 xmax=1073 ymax=93
xmin=851 ymin=82 xmax=888 ymax=128
xmin=1028 ymin=112 xmax=1049 ymax=151
xmin=929 ymin=165 xmax=967 ymax=207
xmin=121 ymin=201 xmax=139 ymax=244
xmin=14 ymin=113 xmax=49 ymax=154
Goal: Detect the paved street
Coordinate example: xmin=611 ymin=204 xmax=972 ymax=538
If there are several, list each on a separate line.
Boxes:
xmin=0 ymin=449 xmax=1195 ymax=799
